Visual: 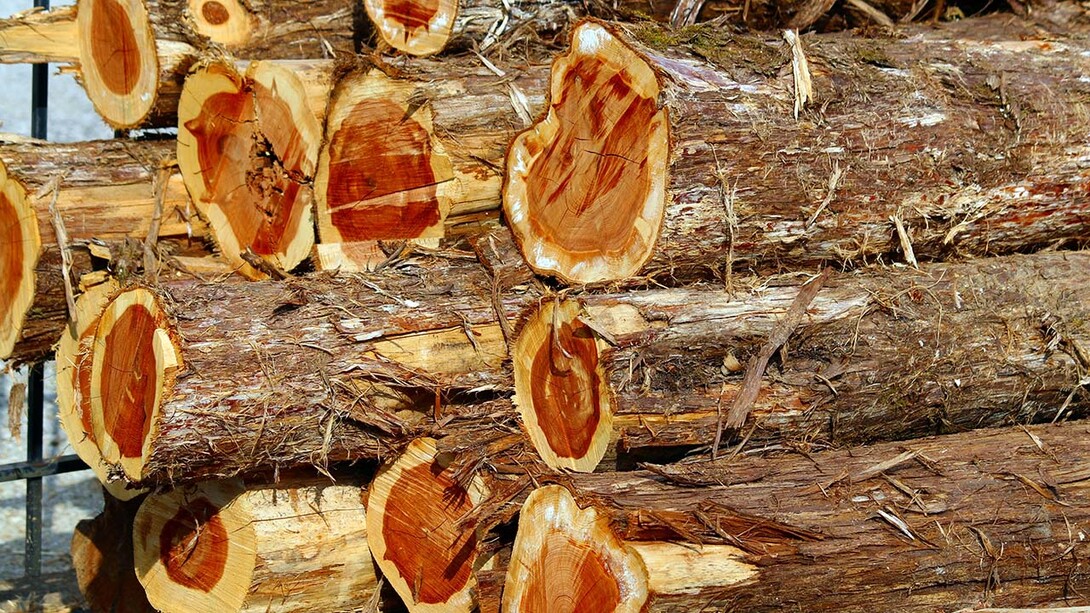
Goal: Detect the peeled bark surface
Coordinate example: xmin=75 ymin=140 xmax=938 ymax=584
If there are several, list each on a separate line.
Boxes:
xmin=71 ymin=491 xmax=154 ymax=613
xmin=531 ymin=421 xmax=1090 ymax=611
xmin=504 ymin=18 xmax=1090 ymax=284
xmin=68 ymin=248 xmax=1090 ymax=487
xmin=0 ymin=138 xmax=208 ymax=363
xmin=133 ymin=479 xmax=378 ymax=613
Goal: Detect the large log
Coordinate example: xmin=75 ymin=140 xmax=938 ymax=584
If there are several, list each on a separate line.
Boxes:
xmin=176 ymin=59 xmax=330 ymax=278
xmin=62 ymin=248 xmax=1090 ymax=487
xmin=503 ymin=19 xmax=1090 ymax=284
xmin=71 ymin=490 xmax=154 ymax=613
xmin=0 ymin=0 xmax=355 ymax=129
xmin=132 ymin=479 xmax=378 ymax=612
xmin=0 ymin=137 xmax=208 ymax=364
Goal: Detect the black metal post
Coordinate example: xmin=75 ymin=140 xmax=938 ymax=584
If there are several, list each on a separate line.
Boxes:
xmin=27 ymin=0 xmax=49 ymax=599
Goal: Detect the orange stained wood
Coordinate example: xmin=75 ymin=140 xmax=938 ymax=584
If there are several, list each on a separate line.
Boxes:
xmin=99 ymin=304 xmax=159 ymax=459
xmin=200 ymin=0 xmax=230 ymax=24
xmin=521 ymin=532 xmax=622 ymax=613
xmin=382 ymin=0 xmax=440 ymax=35
xmin=89 ymin=0 xmax=141 ymax=96
xmin=0 ymin=192 xmax=24 ymax=334
xmin=76 ymin=333 xmax=96 ymax=439
xmin=525 ymin=55 xmax=658 ymax=255
xmin=183 ymin=75 xmax=305 ymax=258
xmin=529 ymin=318 xmax=602 ymax=459
xmin=325 ymin=98 xmax=442 ymax=241
xmin=381 ymin=462 xmax=477 ymax=604
xmin=158 ymin=497 xmax=229 ymax=592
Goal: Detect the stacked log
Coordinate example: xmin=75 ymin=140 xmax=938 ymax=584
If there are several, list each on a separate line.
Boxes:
xmin=0 ymin=0 xmax=1085 ymax=610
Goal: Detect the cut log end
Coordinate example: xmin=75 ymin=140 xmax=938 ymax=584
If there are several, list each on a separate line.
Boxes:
xmin=87 ymin=287 xmax=181 ymax=482
xmin=186 ymin=0 xmax=254 ymax=46
xmin=132 ymin=480 xmax=257 ymax=612
xmin=513 ymin=300 xmax=614 ymax=473
xmin=76 ymin=0 xmax=159 ymax=128
xmin=366 ymin=437 xmax=487 ymax=613
xmin=364 ymin=0 xmax=456 ymax=56
xmin=177 ymin=59 xmax=318 ymax=279
xmin=314 ymin=70 xmax=454 ymax=270
xmin=0 ymin=159 xmax=41 ymax=360
xmin=503 ymin=485 xmax=649 ymax=613
xmin=504 ymin=20 xmax=669 ymax=285
xmin=57 ymin=281 xmax=145 ymax=500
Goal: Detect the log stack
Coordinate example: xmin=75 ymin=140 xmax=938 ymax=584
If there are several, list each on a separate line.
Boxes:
xmin=0 ymin=0 xmax=1087 ymax=610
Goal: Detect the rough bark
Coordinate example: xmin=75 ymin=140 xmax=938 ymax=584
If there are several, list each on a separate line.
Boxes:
xmin=504 ymin=18 xmax=1090 ymax=284
xmin=132 ymin=479 xmax=378 ymax=613
xmin=71 ymin=490 xmax=154 ymax=613
xmin=521 ymin=421 xmax=1090 ymax=611
xmin=0 ymin=138 xmax=209 ymax=364
xmin=69 ymin=247 xmax=1090 ymax=487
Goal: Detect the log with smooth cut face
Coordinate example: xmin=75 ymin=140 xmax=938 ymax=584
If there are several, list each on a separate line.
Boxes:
xmin=504 ymin=21 xmax=670 ymax=285
xmin=314 ymin=70 xmax=454 ymax=271
xmin=363 ymin=0 xmax=456 ymax=56
xmin=177 ymin=60 xmax=318 ymax=279
xmin=56 ymin=281 xmax=145 ymax=501
xmin=76 ymin=0 xmax=160 ymax=127
xmin=366 ymin=438 xmax=487 ymax=613
xmin=513 ymin=300 xmax=614 ymax=473
xmin=87 ymin=288 xmax=181 ymax=482
xmin=133 ymin=480 xmax=257 ymax=612
xmin=503 ymin=485 xmax=649 ymax=613
xmin=186 ymin=0 xmax=254 ymax=46
xmin=0 ymin=159 xmax=40 ymax=360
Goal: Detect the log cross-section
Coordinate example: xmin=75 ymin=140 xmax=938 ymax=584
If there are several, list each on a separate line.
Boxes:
xmin=366 ymin=437 xmax=488 ymax=612
xmin=0 ymin=156 xmax=40 ymax=360
xmin=503 ymin=484 xmax=649 ymax=612
xmin=513 ymin=299 xmax=614 ymax=473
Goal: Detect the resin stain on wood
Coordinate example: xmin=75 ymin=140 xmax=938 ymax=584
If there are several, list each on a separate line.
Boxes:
xmin=514 ymin=300 xmax=614 ymax=472
xmin=504 ymin=485 xmax=648 ymax=613
xmin=366 ymin=438 xmax=487 ymax=612
xmin=505 ymin=21 xmax=669 ymax=284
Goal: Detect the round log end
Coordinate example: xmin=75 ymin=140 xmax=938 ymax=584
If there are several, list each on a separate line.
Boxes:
xmin=76 ymin=0 xmax=160 ymax=128
xmin=315 ymin=71 xmax=454 ymax=254
xmin=87 ymin=287 xmax=181 ymax=483
xmin=364 ymin=0 xmax=456 ymax=56
xmin=0 ymin=159 xmax=41 ymax=360
xmin=503 ymin=485 xmax=649 ymax=613
xmin=503 ymin=20 xmax=670 ymax=285
xmin=133 ymin=480 xmax=256 ymax=612
xmin=177 ymin=59 xmax=318 ymax=279
xmin=513 ymin=300 xmax=614 ymax=473
xmin=57 ymin=281 xmax=146 ymax=500
xmin=186 ymin=0 xmax=253 ymax=46
xmin=366 ymin=437 xmax=487 ymax=612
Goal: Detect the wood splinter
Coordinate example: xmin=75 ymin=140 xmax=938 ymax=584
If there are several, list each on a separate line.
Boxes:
xmin=366 ymin=437 xmax=488 ymax=612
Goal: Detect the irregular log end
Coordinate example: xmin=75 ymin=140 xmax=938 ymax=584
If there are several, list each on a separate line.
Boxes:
xmin=76 ymin=0 xmax=160 ymax=128
xmin=0 ymin=159 xmax=41 ymax=361
xmin=366 ymin=437 xmax=487 ymax=612
xmin=87 ymin=287 xmax=181 ymax=483
xmin=503 ymin=485 xmax=649 ymax=613
xmin=56 ymin=281 xmax=147 ymax=500
xmin=132 ymin=480 xmax=256 ymax=612
xmin=71 ymin=492 xmax=155 ymax=613
xmin=363 ymin=0 xmax=456 ymax=56
xmin=513 ymin=300 xmax=614 ymax=473
xmin=315 ymin=70 xmax=454 ymax=265
xmin=185 ymin=0 xmax=253 ymax=47
xmin=177 ymin=59 xmax=318 ymax=279
xmin=503 ymin=20 xmax=669 ymax=285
